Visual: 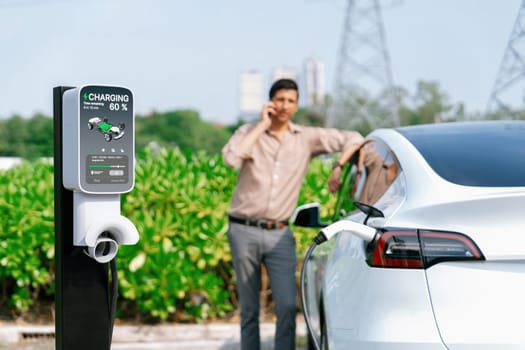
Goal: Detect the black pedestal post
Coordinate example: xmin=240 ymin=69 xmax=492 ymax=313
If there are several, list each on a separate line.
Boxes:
xmin=53 ymin=86 xmax=112 ymax=350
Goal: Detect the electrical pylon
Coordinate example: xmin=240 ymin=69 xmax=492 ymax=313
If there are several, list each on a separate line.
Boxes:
xmin=487 ymin=0 xmax=525 ymax=117
xmin=327 ymin=0 xmax=399 ymax=130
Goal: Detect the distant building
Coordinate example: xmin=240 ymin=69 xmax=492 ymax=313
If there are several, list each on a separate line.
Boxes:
xmin=238 ymin=60 xmax=325 ymax=119
xmin=304 ymin=57 xmax=325 ymax=107
xmin=271 ymin=67 xmax=298 ymax=85
xmin=239 ymin=70 xmax=264 ymax=120
xmin=0 ymin=157 xmax=22 ymax=170
xmin=0 ymin=157 xmax=52 ymax=171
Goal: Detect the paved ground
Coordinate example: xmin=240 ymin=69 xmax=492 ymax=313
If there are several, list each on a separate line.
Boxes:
xmin=0 ymin=320 xmax=309 ymax=350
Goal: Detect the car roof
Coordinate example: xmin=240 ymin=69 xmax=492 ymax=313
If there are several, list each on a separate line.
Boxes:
xmin=389 ymin=120 xmax=525 ymax=187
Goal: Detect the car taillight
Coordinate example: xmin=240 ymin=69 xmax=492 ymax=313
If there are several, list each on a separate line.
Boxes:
xmin=368 ymin=229 xmax=485 ymax=269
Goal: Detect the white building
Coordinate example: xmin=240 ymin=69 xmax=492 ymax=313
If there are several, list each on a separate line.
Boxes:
xmin=304 ymin=57 xmax=325 ymax=107
xmin=239 ymin=70 xmax=264 ymax=120
xmin=238 ymin=59 xmax=325 ymax=119
xmin=271 ymin=67 xmax=298 ymax=85
xmin=0 ymin=157 xmax=22 ymax=170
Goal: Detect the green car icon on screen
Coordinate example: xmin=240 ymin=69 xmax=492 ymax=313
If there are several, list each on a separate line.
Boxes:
xmin=88 ymin=117 xmax=125 ymax=142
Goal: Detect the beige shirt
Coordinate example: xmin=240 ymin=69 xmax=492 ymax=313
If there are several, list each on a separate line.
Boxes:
xmin=222 ymin=122 xmax=364 ymax=221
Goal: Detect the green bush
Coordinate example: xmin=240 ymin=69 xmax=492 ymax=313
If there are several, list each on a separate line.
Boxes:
xmin=0 ymin=160 xmax=55 ymax=313
xmin=118 ymin=148 xmax=237 ymax=321
xmin=0 ymin=149 xmax=337 ymax=321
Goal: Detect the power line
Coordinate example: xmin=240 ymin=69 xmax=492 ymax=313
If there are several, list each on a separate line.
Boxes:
xmin=327 ymin=0 xmax=399 ymax=130
xmin=487 ymin=0 xmax=525 ymax=116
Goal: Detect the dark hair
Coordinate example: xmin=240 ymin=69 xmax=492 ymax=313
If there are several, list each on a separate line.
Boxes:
xmin=269 ymin=78 xmax=299 ymax=100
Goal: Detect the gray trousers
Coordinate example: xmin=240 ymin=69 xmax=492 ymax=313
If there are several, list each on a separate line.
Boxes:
xmin=228 ymin=221 xmax=297 ymax=350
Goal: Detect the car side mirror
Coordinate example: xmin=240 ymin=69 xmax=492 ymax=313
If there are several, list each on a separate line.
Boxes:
xmin=353 ymin=201 xmax=384 ymax=225
xmin=291 ymin=202 xmax=328 ymax=228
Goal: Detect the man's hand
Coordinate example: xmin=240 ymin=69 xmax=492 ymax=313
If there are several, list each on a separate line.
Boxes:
xmin=328 ymin=166 xmax=343 ymax=193
xmin=260 ymin=102 xmax=275 ymax=128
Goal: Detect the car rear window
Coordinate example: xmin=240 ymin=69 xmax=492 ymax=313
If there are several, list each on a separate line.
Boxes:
xmin=396 ymin=121 xmax=525 ymax=187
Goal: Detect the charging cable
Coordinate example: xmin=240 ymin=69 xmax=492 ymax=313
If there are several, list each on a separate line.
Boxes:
xmin=109 ymin=258 xmax=118 ymax=347
xmin=300 ymin=240 xmax=322 ymax=350
xmin=300 ymin=220 xmax=377 ymax=350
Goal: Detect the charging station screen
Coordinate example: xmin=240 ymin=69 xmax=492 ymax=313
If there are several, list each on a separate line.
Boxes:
xmin=79 ymin=86 xmax=134 ymax=193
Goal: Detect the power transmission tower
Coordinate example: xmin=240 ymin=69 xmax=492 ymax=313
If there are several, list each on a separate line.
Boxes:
xmin=327 ymin=0 xmax=399 ymax=130
xmin=487 ymin=0 xmax=525 ymax=117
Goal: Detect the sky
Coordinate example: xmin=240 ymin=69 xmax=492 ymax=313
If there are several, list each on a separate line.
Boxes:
xmin=0 ymin=0 xmax=522 ymax=124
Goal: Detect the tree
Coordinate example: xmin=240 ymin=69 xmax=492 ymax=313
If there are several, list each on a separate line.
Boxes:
xmin=25 ymin=114 xmax=53 ymax=159
xmin=0 ymin=115 xmax=54 ymax=159
xmin=3 ymin=116 xmax=29 ymax=157
xmin=412 ymin=81 xmax=453 ymax=124
xmin=292 ymin=107 xmax=326 ymax=127
xmin=135 ymin=110 xmax=231 ymax=154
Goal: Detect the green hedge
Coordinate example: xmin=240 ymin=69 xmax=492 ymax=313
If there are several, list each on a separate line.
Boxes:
xmin=0 ymin=149 xmax=336 ymax=321
xmin=0 ymin=160 xmax=55 ymax=313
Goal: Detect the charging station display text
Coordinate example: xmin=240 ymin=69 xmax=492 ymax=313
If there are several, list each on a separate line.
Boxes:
xmin=79 ymin=86 xmax=134 ymax=193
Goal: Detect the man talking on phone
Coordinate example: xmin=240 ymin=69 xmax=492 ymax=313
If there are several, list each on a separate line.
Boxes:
xmin=222 ymin=78 xmax=363 ymax=350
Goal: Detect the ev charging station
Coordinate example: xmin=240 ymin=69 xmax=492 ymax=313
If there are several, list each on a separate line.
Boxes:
xmin=53 ymin=85 xmax=139 ymax=350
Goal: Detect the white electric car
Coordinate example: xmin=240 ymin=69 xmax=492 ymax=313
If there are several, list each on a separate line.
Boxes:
xmin=294 ymin=120 xmax=525 ymax=350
